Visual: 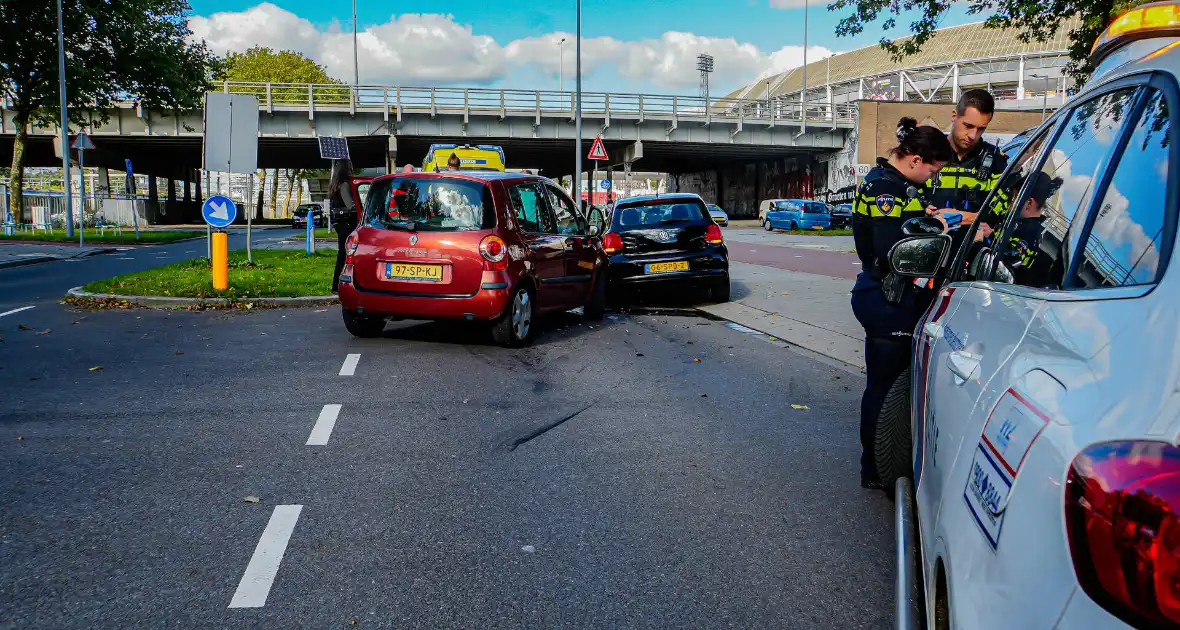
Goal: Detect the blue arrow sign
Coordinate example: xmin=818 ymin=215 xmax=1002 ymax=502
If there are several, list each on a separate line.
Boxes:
xmin=202 ymin=195 xmax=238 ymax=228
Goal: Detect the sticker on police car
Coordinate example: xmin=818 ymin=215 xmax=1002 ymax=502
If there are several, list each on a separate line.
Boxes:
xmin=962 ymin=388 xmax=1051 ymax=549
xmin=963 ymin=444 xmax=1012 ymax=549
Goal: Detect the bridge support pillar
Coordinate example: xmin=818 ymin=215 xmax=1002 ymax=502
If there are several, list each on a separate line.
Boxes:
xmin=97 ymin=167 xmax=111 ymax=199
xmin=194 ymin=170 xmax=203 ymax=203
xmin=166 ymin=177 xmax=177 ymax=222
xmin=386 ymin=136 xmax=397 ymax=173
xmin=147 ymin=175 xmax=160 ymax=224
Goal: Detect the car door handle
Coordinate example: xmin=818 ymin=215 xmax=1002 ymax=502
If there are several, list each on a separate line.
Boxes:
xmin=947 ymin=351 xmax=981 ymax=383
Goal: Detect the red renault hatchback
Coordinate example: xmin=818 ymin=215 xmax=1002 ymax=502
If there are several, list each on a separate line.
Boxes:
xmin=337 ymin=171 xmax=606 ymax=346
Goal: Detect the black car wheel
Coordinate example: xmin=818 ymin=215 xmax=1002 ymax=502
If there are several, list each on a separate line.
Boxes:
xmin=584 ymin=271 xmax=606 ymax=321
xmin=342 ymin=308 xmax=386 ymax=338
xmin=874 ymin=367 xmax=913 ymax=490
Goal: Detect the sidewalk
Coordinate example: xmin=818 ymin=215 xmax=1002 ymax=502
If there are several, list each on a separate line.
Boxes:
xmin=0 ymin=243 xmax=118 ymax=269
xmin=700 ymin=261 xmax=864 ymax=369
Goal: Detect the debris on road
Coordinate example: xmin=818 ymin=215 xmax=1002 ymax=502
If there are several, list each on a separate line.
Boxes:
xmin=791 ymin=404 xmax=810 ymax=410
xmin=88 ymin=366 xmax=104 ymax=372
xmin=36 ymin=329 xmax=50 ymax=335
xmin=17 ymin=324 xmax=32 ymax=331
xmin=693 ymin=357 xmax=702 ymax=363
xmin=521 ymin=545 xmax=536 ymax=553
xmin=175 ymin=351 xmax=185 ymax=355
xmin=243 ymin=495 xmax=261 ymax=504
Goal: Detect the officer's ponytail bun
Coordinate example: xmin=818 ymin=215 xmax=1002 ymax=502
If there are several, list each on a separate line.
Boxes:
xmin=889 ymin=116 xmax=954 ymax=164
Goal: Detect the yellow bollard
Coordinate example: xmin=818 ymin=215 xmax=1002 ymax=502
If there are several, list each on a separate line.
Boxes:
xmin=212 ymin=231 xmax=228 ymax=290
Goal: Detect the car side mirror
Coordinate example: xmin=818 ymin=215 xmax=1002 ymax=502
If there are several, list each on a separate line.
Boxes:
xmin=901 ymin=216 xmax=947 ymax=236
xmin=888 ymin=235 xmax=952 ymax=277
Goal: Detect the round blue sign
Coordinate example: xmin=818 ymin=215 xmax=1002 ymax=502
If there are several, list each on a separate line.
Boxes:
xmin=600 ymin=180 xmax=611 ymax=191
xmin=202 ymin=195 xmax=237 ymax=228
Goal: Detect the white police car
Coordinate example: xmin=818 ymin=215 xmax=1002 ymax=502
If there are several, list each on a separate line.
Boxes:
xmin=876 ymin=4 xmax=1180 ymax=627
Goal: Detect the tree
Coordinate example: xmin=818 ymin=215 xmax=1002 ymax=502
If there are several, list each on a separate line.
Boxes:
xmin=0 ymin=1 xmax=214 ymax=222
xmin=214 ymin=48 xmax=344 ymax=217
xmin=828 ymin=0 xmax=1143 ymax=83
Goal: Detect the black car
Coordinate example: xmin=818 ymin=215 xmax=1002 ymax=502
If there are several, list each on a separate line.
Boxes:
xmin=292 ymin=203 xmax=326 ymax=229
xmin=829 ymin=203 xmax=853 ymax=229
xmin=599 ymin=193 xmax=729 ymax=303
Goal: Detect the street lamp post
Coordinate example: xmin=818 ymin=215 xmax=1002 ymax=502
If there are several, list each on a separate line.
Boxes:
xmin=352 ymin=0 xmax=359 ymax=87
xmin=574 ymin=0 xmax=582 ymax=208
xmin=1031 ymin=73 xmax=1049 ymax=121
xmin=56 ymin=0 xmax=74 ymax=239
xmin=559 ymin=37 xmax=566 ymax=93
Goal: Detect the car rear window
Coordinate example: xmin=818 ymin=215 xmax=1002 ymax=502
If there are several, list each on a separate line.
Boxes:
xmin=804 ymin=202 xmax=828 ymax=214
xmin=362 ymin=176 xmax=494 ymax=232
xmin=613 ymin=201 xmax=710 ymax=229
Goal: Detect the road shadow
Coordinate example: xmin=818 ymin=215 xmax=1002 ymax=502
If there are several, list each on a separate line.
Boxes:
xmin=610 ymin=280 xmax=750 ymax=310
xmin=376 ymin=309 xmax=601 ymax=347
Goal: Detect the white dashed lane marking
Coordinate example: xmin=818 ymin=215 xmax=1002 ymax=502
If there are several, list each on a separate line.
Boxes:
xmin=339 ymin=353 xmax=361 ymax=376
xmin=306 ymin=404 xmax=342 ymax=446
xmin=0 ymin=306 xmax=35 ymax=318
xmin=228 ymin=505 xmax=303 ymax=609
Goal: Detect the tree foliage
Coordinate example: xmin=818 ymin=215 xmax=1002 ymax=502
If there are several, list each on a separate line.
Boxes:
xmin=0 ymin=0 xmax=215 ymax=221
xmin=212 ymin=46 xmax=347 ymax=105
xmin=827 ymin=0 xmax=1146 ymax=82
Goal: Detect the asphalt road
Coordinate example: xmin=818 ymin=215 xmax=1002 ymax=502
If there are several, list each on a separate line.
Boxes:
xmin=0 ymin=299 xmax=892 ymax=628
xmin=0 ymin=227 xmax=294 ymax=314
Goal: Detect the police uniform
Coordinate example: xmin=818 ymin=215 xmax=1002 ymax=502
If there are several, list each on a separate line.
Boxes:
xmin=850 ymin=157 xmax=935 ymax=487
xmin=927 ymin=138 xmax=1010 ymax=219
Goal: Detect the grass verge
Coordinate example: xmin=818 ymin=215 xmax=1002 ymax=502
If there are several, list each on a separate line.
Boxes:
xmin=0 ymin=228 xmax=200 ymax=245
xmin=81 ymin=249 xmax=335 ymax=298
xmin=287 ymin=228 xmax=334 ymax=239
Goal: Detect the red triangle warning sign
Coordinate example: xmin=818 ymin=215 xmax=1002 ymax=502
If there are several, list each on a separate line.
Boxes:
xmin=587 ymin=136 xmax=608 ymax=161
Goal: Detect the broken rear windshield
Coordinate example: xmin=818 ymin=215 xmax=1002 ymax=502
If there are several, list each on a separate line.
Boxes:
xmin=362 ymin=177 xmax=495 ymax=232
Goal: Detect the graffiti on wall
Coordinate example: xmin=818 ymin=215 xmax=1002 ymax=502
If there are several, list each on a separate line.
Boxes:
xmin=827 ymin=116 xmax=859 ymax=194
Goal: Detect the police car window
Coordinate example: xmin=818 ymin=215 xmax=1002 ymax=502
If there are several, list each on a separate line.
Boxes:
xmin=994 ymin=88 xmax=1140 ymax=289
xmin=1075 ymin=89 xmax=1170 ymax=288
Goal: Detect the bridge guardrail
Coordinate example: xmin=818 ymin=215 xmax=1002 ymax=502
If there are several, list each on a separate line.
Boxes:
xmin=216 ymin=81 xmax=858 ymax=127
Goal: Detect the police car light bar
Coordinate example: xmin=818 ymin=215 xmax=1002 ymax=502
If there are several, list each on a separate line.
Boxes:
xmin=1091 ymin=2 xmax=1180 ymax=62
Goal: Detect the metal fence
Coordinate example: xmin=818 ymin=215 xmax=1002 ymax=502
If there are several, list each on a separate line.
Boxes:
xmin=4 ymin=193 xmax=140 ymax=230
xmin=217 ymin=81 xmax=858 ymax=126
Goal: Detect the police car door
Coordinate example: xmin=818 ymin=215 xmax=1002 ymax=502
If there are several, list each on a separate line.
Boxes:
xmin=926 ymin=82 xmax=1149 ymax=628
xmin=912 ymin=119 xmax=1056 ymax=563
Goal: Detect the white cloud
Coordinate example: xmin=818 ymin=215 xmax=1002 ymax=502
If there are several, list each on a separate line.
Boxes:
xmin=769 ymin=0 xmax=813 ymax=8
xmin=190 ymin=3 xmax=832 ymax=92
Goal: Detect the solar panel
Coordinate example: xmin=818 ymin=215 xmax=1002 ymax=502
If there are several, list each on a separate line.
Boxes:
xmin=318 ymin=136 xmax=351 ymax=161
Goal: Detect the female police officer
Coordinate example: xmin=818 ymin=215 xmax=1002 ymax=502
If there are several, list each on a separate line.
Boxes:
xmin=851 ymin=117 xmax=954 ymax=491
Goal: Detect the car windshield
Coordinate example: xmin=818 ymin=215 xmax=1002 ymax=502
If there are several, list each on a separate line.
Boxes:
xmin=836 ymin=204 xmax=852 ymax=212
xmin=613 ymin=200 xmax=709 ymax=228
xmin=362 ymin=176 xmax=494 ymax=232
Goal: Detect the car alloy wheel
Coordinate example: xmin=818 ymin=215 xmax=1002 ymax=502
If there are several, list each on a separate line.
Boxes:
xmin=511 ymin=289 xmax=532 ymax=341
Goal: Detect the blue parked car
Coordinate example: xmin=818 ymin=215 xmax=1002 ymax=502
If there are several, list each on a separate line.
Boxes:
xmin=764 ymin=199 xmax=831 ymax=231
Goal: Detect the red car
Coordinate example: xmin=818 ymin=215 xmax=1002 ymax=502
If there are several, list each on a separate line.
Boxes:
xmin=337 ymin=171 xmax=606 ymax=346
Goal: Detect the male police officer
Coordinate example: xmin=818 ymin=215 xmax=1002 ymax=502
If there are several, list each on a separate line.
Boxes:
xmin=927 ymin=89 xmax=1009 ymax=226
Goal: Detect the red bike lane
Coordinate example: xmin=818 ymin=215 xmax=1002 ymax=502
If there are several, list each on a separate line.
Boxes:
xmin=724 ymin=241 xmax=862 ymax=280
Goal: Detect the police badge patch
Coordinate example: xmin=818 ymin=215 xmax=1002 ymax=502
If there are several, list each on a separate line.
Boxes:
xmin=876 ymin=195 xmax=898 ymax=217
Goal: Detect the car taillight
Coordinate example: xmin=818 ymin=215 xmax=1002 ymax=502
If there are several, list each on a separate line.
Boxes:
xmin=602 ymin=232 xmax=624 ymax=254
xmin=705 ymin=224 xmax=724 ymax=245
xmin=479 ymin=235 xmax=508 ymax=271
xmin=1065 ymin=440 xmax=1180 ymax=626
xmin=344 ymin=233 xmax=359 ymax=264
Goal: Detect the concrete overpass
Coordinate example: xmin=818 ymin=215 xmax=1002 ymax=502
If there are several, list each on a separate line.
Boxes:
xmin=0 ymin=82 xmax=855 ymax=180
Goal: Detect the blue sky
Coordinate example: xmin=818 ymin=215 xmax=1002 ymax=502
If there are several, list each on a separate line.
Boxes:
xmin=188 ymin=1 xmax=977 ymax=94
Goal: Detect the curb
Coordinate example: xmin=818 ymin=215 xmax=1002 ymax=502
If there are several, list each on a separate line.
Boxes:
xmin=66 ymin=286 xmax=339 ymax=309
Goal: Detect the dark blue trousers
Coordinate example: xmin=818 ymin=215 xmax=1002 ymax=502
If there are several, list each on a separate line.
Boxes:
xmin=850 ymin=273 xmax=925 ymax=482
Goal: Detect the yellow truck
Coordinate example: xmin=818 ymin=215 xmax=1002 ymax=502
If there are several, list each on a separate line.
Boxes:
xmin=422 ymin=144 xmax=506 ymax=172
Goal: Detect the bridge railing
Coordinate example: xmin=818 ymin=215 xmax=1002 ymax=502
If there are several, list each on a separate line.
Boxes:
xmin=216 ymin=81 xmax=858 ymax=126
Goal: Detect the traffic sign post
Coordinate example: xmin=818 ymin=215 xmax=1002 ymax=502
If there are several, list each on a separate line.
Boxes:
xmin=202 ymin=195 xmax=238 ymax=291
xmin=71 ymin=132 xmax=95 ymax=248
xmin=124 ymin=158 xmax=140 ymax=241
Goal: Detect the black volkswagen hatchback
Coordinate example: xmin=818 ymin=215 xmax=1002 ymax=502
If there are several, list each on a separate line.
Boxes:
xmin=600 ymin=193 xmax=729 ymax=303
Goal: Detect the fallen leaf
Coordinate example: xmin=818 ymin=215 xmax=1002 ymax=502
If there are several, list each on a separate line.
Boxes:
xmin=693 ymin=358 xmax=702 ymax=363
xmin=782 ymin=291 xmax=790 ymax=295
xmin=243 ymin=495 xmax=260 ymax=504
xmin=88 ymin=366 xmax=104 ymax=372
xmin=791 ymin=404 xmax=810 ymax=410
xmin=768 ymin=336 xmax=778 ymax=342
xmin=17 ymin=324 xmax=32 ymax=331
xmin=175 ymin=351 xmax=185 ymax=355
xmin=17 ymin=436 xmax=23 ymax=440
xmin=36 ymin=329 xmax=50 ymax=335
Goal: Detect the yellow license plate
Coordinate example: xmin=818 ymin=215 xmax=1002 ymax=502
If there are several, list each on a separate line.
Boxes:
xmin=386 ymin=262 xmax=443 ymax=281
xmin=646 ymin=261 xmax=690 ymax=274
xmin=812 ymin=225 xmax=825 ymax=230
